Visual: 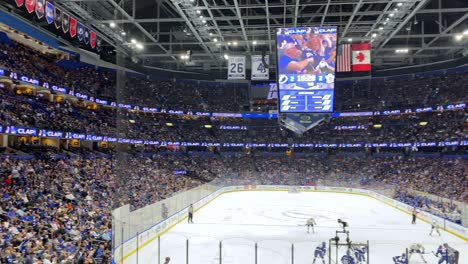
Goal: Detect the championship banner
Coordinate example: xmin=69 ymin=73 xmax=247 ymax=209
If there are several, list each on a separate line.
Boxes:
xmin=77 ymin=22 xmax=84 ymax=42
xmin=84 ymin=27 xmax=90 ymax=44
xmin=53 ymin=7 xmax=61 ymax=29
xmin=25 ymin=0 xmax=36 ymax=13
xmin=227 ymin=56 xmax=246 ymax=80
xmin=351 ymin=43 xmax=371 ymax=72
xmin=90 ymin=31 xmax=97 ymax=49
xmin=251 ymin=55 xmax=269 ymax=80
xmin=35 ymin=0 xmax=44 ymax=19
xmin=69 ymin=17 xmax=77 ymax=37
xmin=15 ymin=0 xmax=25 ymax=7
xmin=62 ymin=13 xmax=69 ymax=33
xmin=45 ymin=1 xmax=53 ymax=24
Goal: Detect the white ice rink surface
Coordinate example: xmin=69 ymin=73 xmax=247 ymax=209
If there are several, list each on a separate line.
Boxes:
xmin=131 ymin=191 xmax=467 ymax=264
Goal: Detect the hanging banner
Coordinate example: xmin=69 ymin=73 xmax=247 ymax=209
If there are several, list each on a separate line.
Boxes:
xmin=15 ymin=0 xmax=25 ymax=7
xmin=62 ymin=13 xmax=70 ymax=33
xmin=25 ymin=0 xmax=36 ymax=13
xmin=90 ymin=31 xmax=97 ymax=49
xmin=251 ymin=55 xmax=269 ymax=80
xmin=35 ymin=0 xmax=45 ymax=19
xmin=77 ymin=22 xmax=84 ymax=42
xmin=84 ymin=27 xmax=90 ymax=44
xmin=45 ymin=1 xmax=54 ymax=24
xmin=227 ymin=56 xmax=246 ymax=80
xmin=69 ymin=17 xmax=77 ymax=38
xmin=54 ymin=7 xmax=61 ymax=29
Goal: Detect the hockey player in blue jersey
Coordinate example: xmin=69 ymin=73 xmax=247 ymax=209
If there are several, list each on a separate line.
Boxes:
xmin=341 ymin=250 xmax=356 ymax=264
xmin=393 ymin=253 xmax=407 ymax=264
xmin=313 ymin=242 xmax=326 ymax=264
xmin=354 ymin=246 xmax=367 ymax=263
xmin=436 ymin=244 xmax=453 ymax=264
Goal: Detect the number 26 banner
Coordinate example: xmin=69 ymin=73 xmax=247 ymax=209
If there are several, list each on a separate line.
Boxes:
xmin=251 ymin=55 xmax=269 ymax=80
xmin=227 ymin=56 xmax=245 ymax=80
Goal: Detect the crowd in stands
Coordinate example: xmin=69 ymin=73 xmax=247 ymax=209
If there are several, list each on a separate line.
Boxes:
xmin=0 ymin=153 xmax=465 ymax=262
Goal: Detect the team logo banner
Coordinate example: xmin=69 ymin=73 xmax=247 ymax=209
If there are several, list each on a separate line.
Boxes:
xmin=251 ymin=55 xmax=269 ymax=80
xmin=69 ymin=17 xmax=77 ymax=37
xmin=35 ymin=0 xmax=44 ymax=19
xmin=77 ymin=22 xmax=85 ymax=42
xmin=15 ymin=0 xmax=25 ymax=7
xmin=45 ymin=1 xmax=53 ymax=24
xmin=62 ymin=13 xmax=70 ymax=33
xmin=25 ymin=0 xmax=36 ymax=13
xmin=227 ymin=56 xmax=246 ymax=80
xmin=90 ymin=31 xmax=97 ymax=49
xmin=54 ymin=7 xmax=61 ymax=29
xmin=84 ymin=27 xmax=90 ymax=44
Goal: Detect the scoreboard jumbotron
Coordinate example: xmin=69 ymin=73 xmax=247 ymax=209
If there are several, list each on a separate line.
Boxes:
xmin=276 ymin=26 xmax=337 ymax=113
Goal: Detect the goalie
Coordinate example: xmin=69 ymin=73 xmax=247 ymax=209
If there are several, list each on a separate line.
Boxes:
xmin=409 ymin=243 xmax=427 ymax=264
xmin=307 ymin=217 xmax=317 ymax=234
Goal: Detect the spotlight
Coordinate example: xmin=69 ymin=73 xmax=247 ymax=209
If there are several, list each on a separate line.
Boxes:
xmin=213 ymin=38 xmax=218 ymax=42
xmin=372 ymin=33 xmax=377 ymax=38
xmin=227 ymin=42 xmax=232 ymax=46
xmin=233 ymin=41 xmax=238 ymax=46
xmin=131 ymin=39 xmax=137 ymax=44
xmin=455 ymin=34 xmax=463 ymax=41
xmin=110 ymin=22 xmax=116 ymax=28
xmin=223 ymin=54 xmax=229 ymax=60
xmin=379 ymin=27 xmax=384 ymax=30
xmin=389 ymin=13 xmax=394 ymax=17
xmin=121 ymin=31 xmax=126 ymax=36
xmin=348 ymin=38 xmax=352 ymax=42
xmin=135 ymin=43 xmax=144 ymax=50
xmin=202 ymin=19 xmax=206 ymax=23
xmin=252 ymin=40 xmax=257 ymax=45
xmin=196 ymin=10 xmax=201 ymax=14
xmin=397 ymin=3 xmax=403 ymax=6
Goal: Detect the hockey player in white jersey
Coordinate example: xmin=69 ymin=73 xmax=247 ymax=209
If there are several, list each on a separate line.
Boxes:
xmin=307 ymin=217 xmax=317 ymax=234
xmin=430 ymin=220 xmax=442 ymax=236
xmin=409 ymin=243 xmax=427 ymax=263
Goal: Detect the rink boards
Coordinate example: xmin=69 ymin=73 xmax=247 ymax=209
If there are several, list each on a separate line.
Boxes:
xmin=113 ymin=185 xmax=468 ymax=263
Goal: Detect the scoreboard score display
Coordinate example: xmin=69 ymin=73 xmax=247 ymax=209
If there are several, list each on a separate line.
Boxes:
xmin=276 ymin=26 xmax=337 ymax=113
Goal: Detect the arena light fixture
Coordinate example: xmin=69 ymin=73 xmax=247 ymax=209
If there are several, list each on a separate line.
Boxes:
xmin=131 ymin=39 xmax=137 ymax=44
xmin=196 ymin=10 xmax=201 ymax=14
xmin=373 ymin=124 xmax=382 ymax=129
xmin=252 ymin=41 xmax=257 ymax=45
xmin=389 ymin=13 xmax=394 ymax=17
xmin=209 ymin=32 xmax=213 ymax=36
xmin=397 ymin=3 xmax=403 ymax=7
xmin=202 ymin=19 xmax=207 ymax=24
xmin=348 ymin=38 xmax=353 ymax=42
xmin=223 ymin=54 xmax=229 ymax=60
xmin=463 ymin=30 xmax=468 ymax=36
xmin=166 ymin=123 xmax=174 ymax=127
xmin=204 ymin=125 xmax=213 ymax=129
xmin=109 ymin=22 xmax=116 ymax=28
xmin=233 ymin=41 xmax=238 ymax=46
xmin=379 ymin=27 xmax=384 ymax=30
xmin=419 ymin=121 xmax=428 ymax=126
xmin=135 ymin=43 xmax=144 ymax=50
xmin=121 ymin=31 xmax=126 ymax=36
xmin=372 ymin=33 xmax=377 ymax=38
xmin=227 ymin=42 xmax=232 ymax=46
xmin=455 ymin=34 xmax=463 ymax=41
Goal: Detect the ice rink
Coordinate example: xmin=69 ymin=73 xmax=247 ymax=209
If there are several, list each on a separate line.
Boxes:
xmin=131 ymin=191 xmax=467 ymax=264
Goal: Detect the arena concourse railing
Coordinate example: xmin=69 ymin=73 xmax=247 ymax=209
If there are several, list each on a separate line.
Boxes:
xmin=112 ymin=177 xmax=468 ymax=264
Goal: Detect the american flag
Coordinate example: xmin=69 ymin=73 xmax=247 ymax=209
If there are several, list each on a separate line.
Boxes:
xmin=337 ymin=44 xmax=351 ymax=72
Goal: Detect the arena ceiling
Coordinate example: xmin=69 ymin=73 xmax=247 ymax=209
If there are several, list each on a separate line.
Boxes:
xmin=20 ymin=0 xmax=468 ymax=71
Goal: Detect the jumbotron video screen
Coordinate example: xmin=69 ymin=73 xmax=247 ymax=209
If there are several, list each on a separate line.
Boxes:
xmin=276 ymin=26 xmax=337 ymax=113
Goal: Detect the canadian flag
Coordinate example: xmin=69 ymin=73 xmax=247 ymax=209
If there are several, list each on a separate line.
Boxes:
xmin=351 ymin=43 xmax=371 ymax=72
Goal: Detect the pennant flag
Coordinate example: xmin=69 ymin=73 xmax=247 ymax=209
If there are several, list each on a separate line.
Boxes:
xmin=35 ymin=0 xmax=45 ymax=19
xmin=337 ymin=44 xmax=351 ymax=72
xmin=69 ymin=17 xmax=77 ymax=37
xmin=90 ymin=31 xmax=97 ymax=49
xmin=62 ymin=13 xmax=70 ymax=33
xmin=54 ymin=7 xmax=62 ymax=29
xmin=15 ymin=0 xmax=25 ymax=7
xmin=25 ymin=0 xmax=36 ymax=13
xmin=351 ymin=43 xmax=371 ymax=72
xmin=45 ymin=1 xmax=54 ymax=24
xmin=77 ymin=22 xmax=84 ymax=42
xmin=84 ymin=27 xmax=90 ymax=44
